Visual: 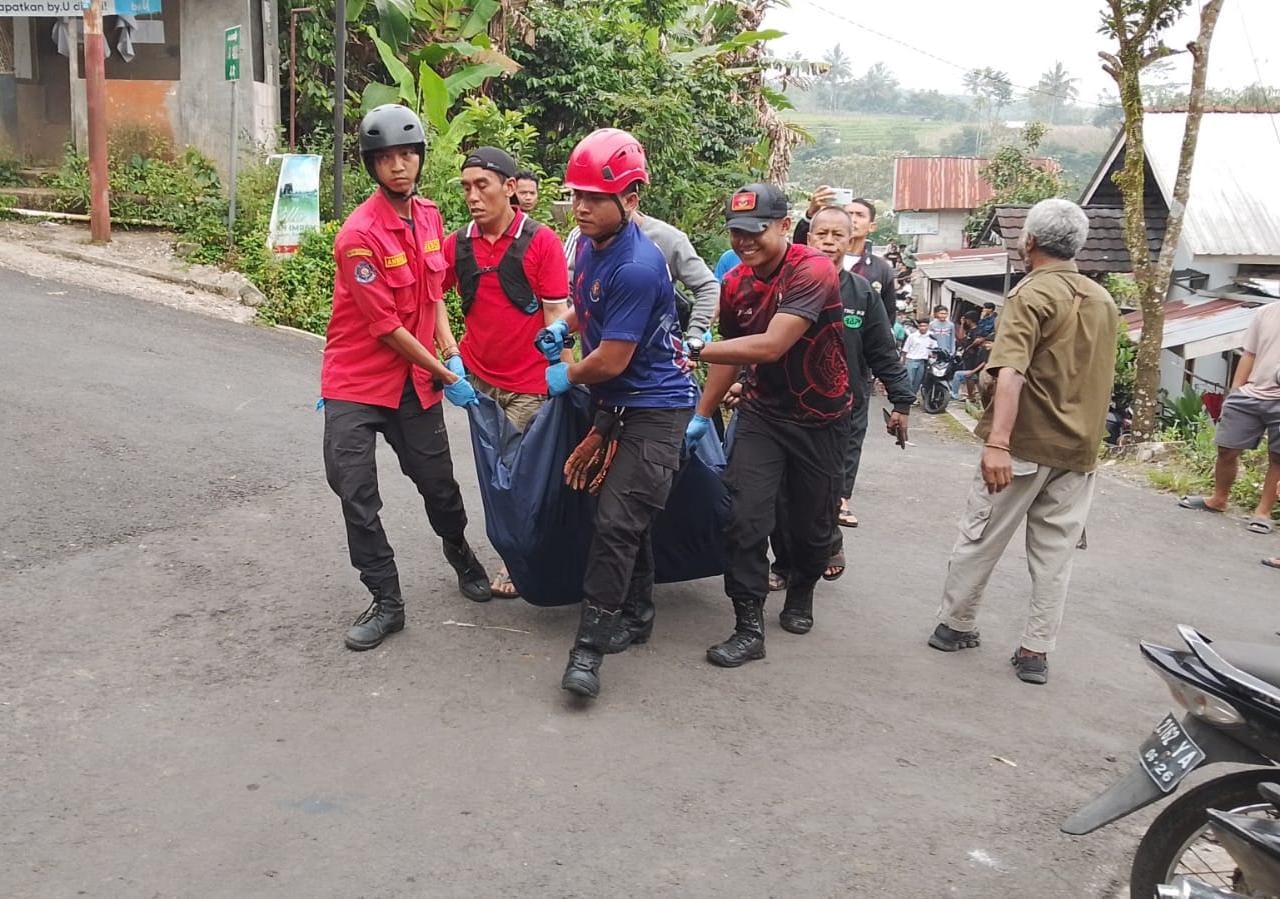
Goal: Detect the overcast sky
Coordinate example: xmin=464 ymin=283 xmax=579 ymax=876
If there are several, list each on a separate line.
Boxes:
xmin=763 ymin=0 xmax=1280 ymax=106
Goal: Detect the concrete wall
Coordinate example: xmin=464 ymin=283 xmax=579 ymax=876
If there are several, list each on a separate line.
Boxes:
xmin=913 ymin=209 xmax=969 ymax=255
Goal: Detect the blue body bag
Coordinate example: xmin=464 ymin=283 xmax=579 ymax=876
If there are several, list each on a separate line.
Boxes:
xmin=466 ymin=389 xmax=729 ymax=606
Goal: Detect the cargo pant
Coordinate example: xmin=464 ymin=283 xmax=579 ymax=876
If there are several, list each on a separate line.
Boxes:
xmin=935 ymin=457 xmax=1096 ymax=654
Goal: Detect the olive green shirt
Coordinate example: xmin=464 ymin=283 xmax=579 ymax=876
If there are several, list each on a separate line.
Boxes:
xmin=976 ymin=260 xmax=1118 ymax=472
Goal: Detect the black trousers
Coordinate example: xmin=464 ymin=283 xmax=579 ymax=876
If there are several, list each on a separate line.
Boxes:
xmin=581 ymin=407 xmax=689 ymax=612
xmin=726 ymin=410 xmax=845 ymax=603
xmin=323 ymin=379 xmax=468 ymax=594
xmin=843 ymin=375 xmax=872 ymax=498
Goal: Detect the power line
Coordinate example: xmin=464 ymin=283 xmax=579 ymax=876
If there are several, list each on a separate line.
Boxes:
xmin=802 ymin=0 xmax=1124 ymax=111
xmin=1235 ymin=0 xmax=1280 ymax=149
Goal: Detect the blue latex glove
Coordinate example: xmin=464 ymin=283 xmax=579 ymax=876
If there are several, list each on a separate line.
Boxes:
xmin=684 ymin=413 xmax=711 ymax=448
xmin=534 ymin=319 xmax=570 ymax=362
xmin=546 ymin=362 xmax=572 ymax=396
xmin=445 ymin=354 xmax=466 ymax=379
xmin=683 ymin=328 xmax=712 ymax=356
xmin=444 ymin=375 xmax=479 ymax=407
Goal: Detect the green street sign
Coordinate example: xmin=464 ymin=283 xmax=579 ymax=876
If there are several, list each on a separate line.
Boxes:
xmin=224 ymin=25 xmax=242 ymax=81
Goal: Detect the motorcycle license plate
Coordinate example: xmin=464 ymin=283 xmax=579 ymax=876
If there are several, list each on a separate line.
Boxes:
xmin=1139 ymin=714 xmax=1206 ymax=793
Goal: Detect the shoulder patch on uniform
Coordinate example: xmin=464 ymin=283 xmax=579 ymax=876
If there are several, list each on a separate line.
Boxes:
xmin=345 ymin=247 xmax=374 ymax=259
xmin=423 ymin=238 xmax=440 ymax=253
xmin=354 ymin=260 xmax=377 ymax=284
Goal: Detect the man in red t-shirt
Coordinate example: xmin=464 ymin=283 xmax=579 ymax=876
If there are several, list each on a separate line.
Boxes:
xmin=685 ymin=182 xmax=852 ymax=667
xmin=442 ymin=146 xmax=570 ymax=599
xmin=321 ymin=105 xmax=491 ymax=653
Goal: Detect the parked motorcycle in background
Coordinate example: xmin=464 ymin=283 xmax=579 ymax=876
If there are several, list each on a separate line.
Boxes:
xmin=920 ymin=347 xmax=958 ymax=414
xmin=1063 ymin=626 xmax=1280 ymax=897
xmin=1156 ymin=783 xmax=1280 ymax=897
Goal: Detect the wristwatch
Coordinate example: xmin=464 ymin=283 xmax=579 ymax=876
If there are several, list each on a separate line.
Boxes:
xmin=686 ymin=336 xmax=705 ymax=361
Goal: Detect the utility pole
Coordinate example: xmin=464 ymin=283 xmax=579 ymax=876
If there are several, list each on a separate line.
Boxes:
xmin=332 ymin=0 xmax=346 ymax=218
xmin=83 ymin=0 xmax=110 ymax=244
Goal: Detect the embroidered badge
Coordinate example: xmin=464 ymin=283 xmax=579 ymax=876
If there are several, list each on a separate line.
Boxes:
xmin=872 ymin=281 xmax=882 ymax=292
xmin=590 ymin=280 xmax=602 ymax=303
xmin=345 ymin=247 xmax=374 ymax=259
xmin=843 ymin=313 xmax=863 ymax=329
xmin=384 ymin=252 xmax=408 ymax=268
xmin=731 ymin=192 xmax=757 ymax=212
xmin=354 ymin=260 xmax=377 ymax=284
xmin=423 ymin=239 xmax=440 ymax=253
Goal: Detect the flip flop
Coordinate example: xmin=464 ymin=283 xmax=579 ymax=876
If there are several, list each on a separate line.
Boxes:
xmin=838 ymin=510 xmax=859 ymax=528
xmin=1263 ymin=558 xmax=1280 ymax=570
xmin=489 ymin=569 xmax=521 ymax=599
xmin=1179 ymin=496 xmax=1225 ymax=513
xmin=1248 ymin=518 xmax=1275 ymax=535
xmin=823 ymin=551 xmax=846 ymax=582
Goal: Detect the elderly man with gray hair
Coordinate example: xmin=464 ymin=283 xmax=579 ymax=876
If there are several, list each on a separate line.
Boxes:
xmin=927 ymin=198 xmax=1118 ymax=685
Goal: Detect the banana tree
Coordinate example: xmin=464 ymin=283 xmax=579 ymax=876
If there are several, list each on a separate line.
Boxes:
xmin=354 ymin=0 xmax=520 ymax=132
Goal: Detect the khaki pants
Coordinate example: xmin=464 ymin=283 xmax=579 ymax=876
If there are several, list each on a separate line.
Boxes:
xmin=935 ymin=457 xmax=1096 ymax=654
xmin=471 ymin=373 xmax=546 ymax=433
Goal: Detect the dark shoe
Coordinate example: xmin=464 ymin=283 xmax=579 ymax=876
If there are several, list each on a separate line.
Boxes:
xmin=779 ymin=581 xmax=815 ymax=635
xmin=604 ymin=581 xmax=654 ymax=655
xmin=344 ymin=597 xmax=405 ymax=651
xmin=443 ymin=537 xmax=492 ymax=602
xmin=928 ymin=623 xmax=980 ymax=652
xmin=707 ymin=598 xmax=766 ymax=668
xmin=1011 ymin=649 xmax=1048 ymax=685
xmin=561 ymin=602 xmax=622 ymax=698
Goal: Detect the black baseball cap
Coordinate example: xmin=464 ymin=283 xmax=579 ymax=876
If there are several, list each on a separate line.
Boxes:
xmin=461 ymin=146 xmax=518 ymax=179
xmin=724 ymin=182 xmax=789 ymax=233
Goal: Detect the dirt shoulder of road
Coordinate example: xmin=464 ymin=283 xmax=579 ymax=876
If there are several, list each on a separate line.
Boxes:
xmin=0 ymin=220 xmax=256 ymax=324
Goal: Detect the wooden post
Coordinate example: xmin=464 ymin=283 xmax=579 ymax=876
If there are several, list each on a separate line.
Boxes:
xmin=83 ymin=0 xmax=110 ymax=244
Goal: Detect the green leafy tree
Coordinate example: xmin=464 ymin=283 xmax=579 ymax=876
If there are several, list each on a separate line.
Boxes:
xmin=1099 ymin=0 xmax=1225 ymax=441
xmin=964 ymin=122 xmax=1066 ymax=242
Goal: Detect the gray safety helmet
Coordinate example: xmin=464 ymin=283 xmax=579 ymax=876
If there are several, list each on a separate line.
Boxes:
xmin=359 ymin=104 xmax=427 ymax=196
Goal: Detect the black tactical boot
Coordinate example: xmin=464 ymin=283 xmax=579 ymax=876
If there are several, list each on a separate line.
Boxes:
xmin=344 ymin=579 xmax=406 ymax=651
xmin=604 ymin=574 xmax=655 ymax=654
xmin=561 ymin=602 xmax=622 ymax=699
xmin=779 ymin=580 xmax=816 ymax=635
xmin=706 ymin=597 xmax=766 ymax=668
xmin=442 ymin=537 xmax=492 ymax=602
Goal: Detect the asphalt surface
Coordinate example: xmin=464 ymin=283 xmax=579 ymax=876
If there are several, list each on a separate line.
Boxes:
xmin=3 ymin=267 xmax=1277 ymax=898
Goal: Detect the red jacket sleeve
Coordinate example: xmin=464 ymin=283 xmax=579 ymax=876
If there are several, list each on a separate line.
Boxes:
xmin=441 ymin=231 xmax=458 ymax=294
xmin=334 ymin=231 xmax=403 ymax=339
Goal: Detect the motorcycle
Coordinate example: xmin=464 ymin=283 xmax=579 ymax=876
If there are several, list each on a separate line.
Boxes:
xmin=920 ymin=347 xmax=958 ymax=415
xmin=1062 ymin=625 xmax=1280 ymax=898
xmin=1157 ymin=784 xmax=1280 ymax=897
xmin=1106 ymin=388 xmax=1134 ymax=446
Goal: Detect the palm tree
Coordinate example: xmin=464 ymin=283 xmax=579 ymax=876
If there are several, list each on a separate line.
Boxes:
xmin=1029 ymin=61 xmax=1079 ymax=124
xmin=821 ymin=43 xmax=851 ymax=112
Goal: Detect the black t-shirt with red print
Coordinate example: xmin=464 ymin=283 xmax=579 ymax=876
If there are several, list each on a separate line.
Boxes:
xmin=720 ymin=243 xmax=852 ymax=426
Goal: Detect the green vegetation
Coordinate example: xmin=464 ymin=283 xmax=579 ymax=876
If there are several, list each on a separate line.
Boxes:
xmin=1146 ymin=422 xmax=1275 ymax=519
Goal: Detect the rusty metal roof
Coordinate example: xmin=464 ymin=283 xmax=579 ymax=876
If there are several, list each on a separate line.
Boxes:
xmin=1123 ymin=296 xmax=1266 ymax=358
xmin=915 ymin=247 xmax=1008 ymax=280
xmin=986 ymin=204 xmax=1166 ymax=275
xmin=1084 ymin=112 xmax=1280 ymax=258
xmin=893 ymin=157 xmax=996 ymax=212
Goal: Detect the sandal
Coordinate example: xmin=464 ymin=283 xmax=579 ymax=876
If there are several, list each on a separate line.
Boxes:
xmin=490 ymin=568 xmax=521 ymax=599
xmin=1248 ymin=517 xmax=1275 ymax=535
xmin=1262 ymin=558 xmax=1280 ymax=570
xmin=838 ymin=509 xmax=859 ymax=528
xmin=823 ymin=551 xmax=846 ymax=582
xmin=1178 ymin=496 xmax=1225 ymax=513
xmin=768 ymin=571 xmax=788 ymax=592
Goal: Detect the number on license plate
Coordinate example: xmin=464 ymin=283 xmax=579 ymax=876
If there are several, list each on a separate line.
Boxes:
xmin=1139 ymin=714 xmax=1206 ymax=793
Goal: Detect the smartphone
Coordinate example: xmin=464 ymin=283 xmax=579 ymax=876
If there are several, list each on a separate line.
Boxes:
xmin=883 ymin=407 xmax=906 ymax=449
xmin=826 ymin=187 xmax=854 ymax=207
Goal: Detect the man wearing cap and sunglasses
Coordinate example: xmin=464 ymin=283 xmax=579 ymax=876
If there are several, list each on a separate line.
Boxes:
xmin=321 ymin=104 xmax=491 ymax=653
xmin=441 ymin=146 xmax=571 ymax=600
xmin=685 ymin=182 xmax=851 ymax=668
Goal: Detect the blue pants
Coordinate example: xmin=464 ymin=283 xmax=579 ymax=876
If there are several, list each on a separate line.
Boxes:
xmin=906 ymin=359 xmax=926 ymax=396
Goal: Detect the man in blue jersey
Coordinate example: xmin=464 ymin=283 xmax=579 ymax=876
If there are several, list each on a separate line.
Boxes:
xmin=534 ymin=129 xmax=696 ymax=700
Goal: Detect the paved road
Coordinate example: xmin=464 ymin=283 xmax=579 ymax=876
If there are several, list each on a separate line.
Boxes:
xmin=3 ymin=268 xmax=1277 ymax=898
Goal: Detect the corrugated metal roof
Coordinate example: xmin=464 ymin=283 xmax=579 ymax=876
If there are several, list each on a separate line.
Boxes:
xmin=1124 ymin=296 xmax=1262 ymax=356
xmin=943 ymin=279 xmax=1006 ymax=308
xmin=915 ymin=247 xmax=1008 ymax=280
xmin=1133 ymin=112 xmax=1280 ymax=257
xmin=893 ymin=157 xmax=996 ymax=212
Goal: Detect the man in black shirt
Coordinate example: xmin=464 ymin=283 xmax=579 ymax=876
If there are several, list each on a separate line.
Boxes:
xmin=795 ymin=188 xmax=897 ymax=324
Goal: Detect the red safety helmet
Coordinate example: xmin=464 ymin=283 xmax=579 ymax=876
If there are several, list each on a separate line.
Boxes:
xmin=564 ymin=128 xmax=650 ymax=194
